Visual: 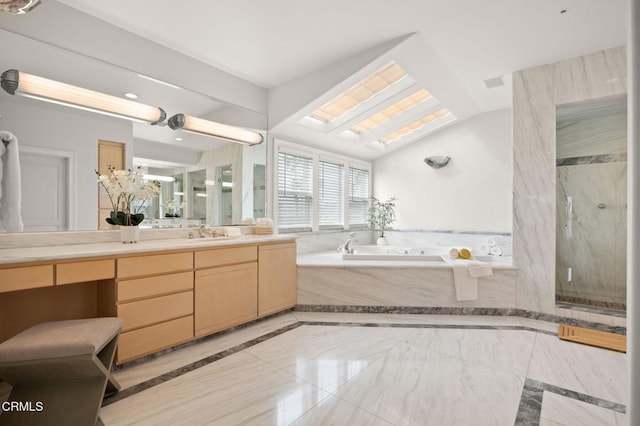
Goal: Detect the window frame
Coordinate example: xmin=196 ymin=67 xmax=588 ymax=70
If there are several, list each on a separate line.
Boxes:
xmin=274 ymin=139 xmax=372 ymax=233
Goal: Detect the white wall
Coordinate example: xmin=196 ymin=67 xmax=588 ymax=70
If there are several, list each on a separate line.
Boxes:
xmin=0 ymin=98 xmax=133 ymax=230
xmin=373 ymin=108 xmax=512 ymax=233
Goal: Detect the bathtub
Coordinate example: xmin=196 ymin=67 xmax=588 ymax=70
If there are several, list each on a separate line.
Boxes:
xmin=342 ymin=245 xmax=494 ymax=262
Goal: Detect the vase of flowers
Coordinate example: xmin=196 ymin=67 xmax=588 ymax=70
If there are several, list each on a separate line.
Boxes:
xmin=96 ymin=166 xmax=160 ymax=243
xmin=164 ymin=199 xmax=186 ymax=218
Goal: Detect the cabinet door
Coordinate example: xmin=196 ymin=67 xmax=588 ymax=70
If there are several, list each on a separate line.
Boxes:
xmin=195 ymin=262 xmax=258 ymax=337
xmin=258 ymin=242 xmax=296 ymax=317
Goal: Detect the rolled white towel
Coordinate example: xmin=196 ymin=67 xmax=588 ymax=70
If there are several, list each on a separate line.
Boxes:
xmin=486 ymin=236 xmax=507 ymax=247
xmin=479 ymin=243 xmax=491 ymax=255
xmin=448 ymin=248 xmax=459 ymax=259
xmin=490 ymin=246 xmax=504 ymax=256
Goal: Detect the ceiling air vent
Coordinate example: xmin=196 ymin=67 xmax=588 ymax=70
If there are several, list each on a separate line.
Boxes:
xmin=483 ymin=76 xmax=504 ymax=89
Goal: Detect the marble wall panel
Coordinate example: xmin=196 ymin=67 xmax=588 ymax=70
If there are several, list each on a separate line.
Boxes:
xmin=513 ymin=45 xmax=627 ymax=317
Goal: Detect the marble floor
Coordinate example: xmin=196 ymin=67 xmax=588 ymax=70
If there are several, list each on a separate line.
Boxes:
xmin=100 ymin=312 xmax=627 ymax=426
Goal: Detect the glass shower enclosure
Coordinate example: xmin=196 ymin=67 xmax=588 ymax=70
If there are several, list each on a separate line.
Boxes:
xmin=555 ymin=95 xmax=627 ymax=312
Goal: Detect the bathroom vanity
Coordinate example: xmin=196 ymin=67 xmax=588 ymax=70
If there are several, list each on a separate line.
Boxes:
xmin=0 ymin=235 xmax=296 ymax=364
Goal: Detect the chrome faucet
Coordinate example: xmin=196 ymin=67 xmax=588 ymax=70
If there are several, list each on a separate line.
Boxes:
xmin=341 ymin=232 xmax=357 ymax=254
xmin=198 ymin=225 xmax=218 ymax=238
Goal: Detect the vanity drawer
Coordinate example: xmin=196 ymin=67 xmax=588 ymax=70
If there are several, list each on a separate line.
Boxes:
xmin=117 ymin=271 xmax=193 ymax=302
xmin=117 ymin=315 xmax=194 ymax=363
xmin=117 ymin=252 xmax=193 ymax=279
xmin=56 ymin=258 xmax=115 ymax=285
xmin=195 ymin=245 xmax=257 ymax=269
xmin=118 ymin=290 xmax=193 ymax=332
xmin=0 ymin=264 xmax=53 ymax=293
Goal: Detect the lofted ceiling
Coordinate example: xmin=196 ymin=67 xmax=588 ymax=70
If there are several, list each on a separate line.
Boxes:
xmin=2 ymin=0 xmax=629 ymax=159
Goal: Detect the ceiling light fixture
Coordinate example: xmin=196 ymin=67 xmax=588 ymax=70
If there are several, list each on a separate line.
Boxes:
xmin=310 ymin=62 xmax=408 ymax=123
xmin=379 ymin=108 xmax=452 ymax=143
xmin=124 ymin=92 xmax=138 ymax=99
xmin=168 ymin=113 xmax=263 ymax=145
xmin=0 ymin=0 xmax=40 ymax=14
xmin=1 ymin=69 xmax=166 ymax=124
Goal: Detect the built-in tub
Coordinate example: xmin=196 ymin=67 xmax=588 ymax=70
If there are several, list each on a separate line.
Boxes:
xmin=342 ymin=245 xmax=494 ymax=262
xmin=297 ymin=245 xmax=517 ymax=309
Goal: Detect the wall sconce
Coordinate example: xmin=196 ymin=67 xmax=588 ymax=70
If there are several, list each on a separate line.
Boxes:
xmin=1 ymin=69 xmax=166 ymax=125
xmin=168 ymin=113 xmax=263 ymax=145
xmin=0 ymin=0 xmax=40 ymax=14
xmin=424 ymin=155 xmax=451 ymax=168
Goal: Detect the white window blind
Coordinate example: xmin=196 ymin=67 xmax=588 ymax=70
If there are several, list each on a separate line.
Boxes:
xmin=349 ymin=166 xmax=369 ymax=227
xmin=318 ymin=160 xmax=344 ymax=229
xmin=278 ymin=152 xmax=313 ymax=230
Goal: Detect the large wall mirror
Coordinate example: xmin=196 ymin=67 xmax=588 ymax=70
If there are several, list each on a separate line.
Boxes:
xmin=0 ymin=28 xmax=267 ymax=232
xmin=555 ymin=94 xmax=627 ymax=313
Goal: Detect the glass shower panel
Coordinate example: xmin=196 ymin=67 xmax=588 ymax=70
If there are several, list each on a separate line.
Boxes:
xmin=555 ymin=95 xmax=627 ymax=312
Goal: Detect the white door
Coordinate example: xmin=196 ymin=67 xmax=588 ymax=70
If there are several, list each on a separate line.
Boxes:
xmin=20 ymin=152 xmax=68 ymax=231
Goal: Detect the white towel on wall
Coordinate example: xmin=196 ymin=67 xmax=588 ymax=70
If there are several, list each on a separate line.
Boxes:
xmin=0 ymin=131 xmax=24 ymax=232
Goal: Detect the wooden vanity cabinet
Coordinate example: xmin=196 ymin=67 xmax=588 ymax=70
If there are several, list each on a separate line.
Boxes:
xmin=258 ymin=242 xmax=297 ymax=317
xmin=115 ymin=252 xmax=194 ymax=363
xmin=194 ymin=245 xmax=258 ymax=337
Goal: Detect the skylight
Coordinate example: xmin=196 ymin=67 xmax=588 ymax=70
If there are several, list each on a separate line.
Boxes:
xmin=378 ymin=108 xmax=452 ymax=143
xmin=310 ymin=63 xmax=407 ymax=123
xmin=350 ymin=89 xmax=431 ymax=134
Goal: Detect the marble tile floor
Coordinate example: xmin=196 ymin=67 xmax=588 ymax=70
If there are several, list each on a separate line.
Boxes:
xmin=100 ymin=312 xmax=627 ymax=425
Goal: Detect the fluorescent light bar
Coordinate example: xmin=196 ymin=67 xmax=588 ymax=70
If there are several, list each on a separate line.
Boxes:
xmin=174 ymin=192 xmax=184 ymax=196
xmin=196 ymin=193 xmax=208 ymax=198
xmin=204 ymin=180 xmax=216 ymax=186
xmin=310 ymin=63 xmax=408 ymax=123
xmin=137 ymin=74 xmax=182 ymax=90
xmin=222 ymin=182 xmax=234 ymax=188
xmin=351 ymin=89 xmax=432 ymax=134
xmin=143 ymin=174 xmax=175 ymax=182
xmin=379 ymin=108 xmax=452 ymax=143
xmin=1 ymin=69 xmax=166 ymax=124
xmin=168 ymin=114 xmax=263 ymax=145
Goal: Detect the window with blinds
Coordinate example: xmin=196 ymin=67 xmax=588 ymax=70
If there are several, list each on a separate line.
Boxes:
xmin=318 ymin=160 xmax=344 ymax=229
xmin=277 ymin=152 xmax=313 ymax=231
xmin=349 ymin=166 xmax=370 ymax=227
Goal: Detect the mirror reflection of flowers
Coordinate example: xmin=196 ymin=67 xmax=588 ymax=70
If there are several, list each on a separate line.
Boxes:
xmin=164 ymin=199 xmax=187 ymax=218
xmin=96 ymin=166 xmax=160 ymax=226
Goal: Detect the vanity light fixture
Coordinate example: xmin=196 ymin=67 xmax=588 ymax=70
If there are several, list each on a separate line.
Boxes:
xmin=0 ymin=0 xmax=41 ymax=14
xmin=167 ymin=113 xmax=263 ymax=145
xmin=1 ymin=69 xmax=166 ymax=125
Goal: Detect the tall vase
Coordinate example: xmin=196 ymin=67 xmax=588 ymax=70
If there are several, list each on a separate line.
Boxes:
xmin=120 ymin=226 xmax=140 ymax=244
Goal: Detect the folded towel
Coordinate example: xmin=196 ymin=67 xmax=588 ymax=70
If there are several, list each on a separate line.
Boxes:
xmin=441 ymin=255 xmax=479 ymax=301
xmin=0 ymin=131 xmax=24 ymax=232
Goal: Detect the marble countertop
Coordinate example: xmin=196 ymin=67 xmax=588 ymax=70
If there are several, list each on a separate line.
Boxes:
xmin=0 ymin=234 xmax=296 ymax=265
xmin=297 ymin=251 xmax=517 ymax=270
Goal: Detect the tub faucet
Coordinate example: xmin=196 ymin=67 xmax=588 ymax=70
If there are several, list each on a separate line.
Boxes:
xmin=341 ymin=232 xmax=357 ymax=254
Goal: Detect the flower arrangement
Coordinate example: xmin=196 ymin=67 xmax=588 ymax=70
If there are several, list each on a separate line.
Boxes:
xmin=164 ymin=199 xmax=187 ymax=218
xmin=96 ymin=166 xmax=160 ymax=226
